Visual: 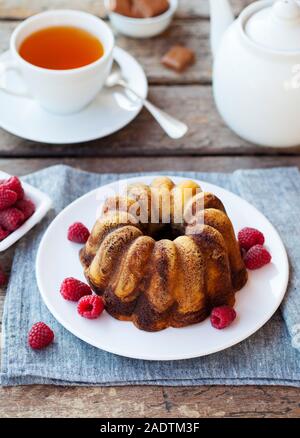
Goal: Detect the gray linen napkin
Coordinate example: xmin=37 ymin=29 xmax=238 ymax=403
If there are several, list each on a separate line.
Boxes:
xmin=1 ymin=165 xmax=299 ymax=387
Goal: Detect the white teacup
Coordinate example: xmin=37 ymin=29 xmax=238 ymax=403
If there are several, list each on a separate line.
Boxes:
xmin=0 ymin=10 xmax=115 ymax=114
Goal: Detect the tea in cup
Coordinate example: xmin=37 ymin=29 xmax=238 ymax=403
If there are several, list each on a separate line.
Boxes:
xmin=0 ymin=10 xmax=114 ymax=114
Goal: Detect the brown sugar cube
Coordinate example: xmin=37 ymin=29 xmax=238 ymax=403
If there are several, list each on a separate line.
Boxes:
xmin=110 ymin=0 xmax=134 ymax=17
xmin=131 ymin=2 xmax=144 ymax=18
xmin=133 ymin=0 xmax=170 ymax=18
xmin=161 ymin=45 xmax=195 ymax=72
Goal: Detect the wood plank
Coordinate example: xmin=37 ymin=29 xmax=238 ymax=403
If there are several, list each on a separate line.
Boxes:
xmin=0 ymin=385 xmax=299 ymax=418
xmin=1 ymin=155 xmax=300 ymax=175
xmin=0 ymin=0 xmax=255 ymax=20
xmin=0 ymin=85 xmax=300 ymax=157
xmin=0 ymin=19 xmax=211 ymax=85
xmin=0 ymin=0 xmax=107 ymax=19
xmin=117 ymin=19 xmax=210 ymax=85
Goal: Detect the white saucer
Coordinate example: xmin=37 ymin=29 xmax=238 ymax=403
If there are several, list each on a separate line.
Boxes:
xmin=36 ymin=176 xmax=289 ymax=361
xmin=0 ymin=47 xmax=147 ymax=144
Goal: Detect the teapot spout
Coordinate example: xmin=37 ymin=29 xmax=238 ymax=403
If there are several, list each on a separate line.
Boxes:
xmin=209 ymin=0 xmax=234 ymax=57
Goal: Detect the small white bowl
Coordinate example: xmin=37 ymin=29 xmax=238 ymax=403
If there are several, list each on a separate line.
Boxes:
xmin=0 ymin=171 xmax=52 ymax=252
xmin=104 ymin=0 xmax=178 ymax=38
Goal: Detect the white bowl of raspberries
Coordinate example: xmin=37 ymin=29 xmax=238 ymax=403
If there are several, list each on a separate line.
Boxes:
xmin=0 ymin=171 xmax=52 ymax=251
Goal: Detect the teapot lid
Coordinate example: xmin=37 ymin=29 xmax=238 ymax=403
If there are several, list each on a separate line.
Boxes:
xmin=245 ymin=0 xmax=300 ymax=51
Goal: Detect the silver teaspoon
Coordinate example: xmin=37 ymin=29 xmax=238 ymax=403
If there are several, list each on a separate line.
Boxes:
xmin=105 ymin=60 xmax=188 ymax=139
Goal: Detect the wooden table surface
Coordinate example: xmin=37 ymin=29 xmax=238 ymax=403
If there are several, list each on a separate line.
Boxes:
xmin=0 ymin=0 xmax=299 ymax=418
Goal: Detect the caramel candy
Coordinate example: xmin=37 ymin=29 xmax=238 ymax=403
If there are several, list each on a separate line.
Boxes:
xmin=162 ymin=45 xmax=195 ymax=72
xmin=110 ymin=0 xmax=169 ymax=18
xmin=133 ymin=0 xmax=170 ymax=18
xmin=110 ymin=0 xmax=134 ymax=17
xmin=131 ymin=2 xmax=144 ymax=19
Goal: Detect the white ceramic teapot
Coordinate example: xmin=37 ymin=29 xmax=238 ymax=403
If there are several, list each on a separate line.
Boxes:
xmin=210 ymin=0 xmax=300 ymax=147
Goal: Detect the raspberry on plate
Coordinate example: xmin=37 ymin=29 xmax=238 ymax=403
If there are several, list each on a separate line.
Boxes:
xmin=68 ymin=222 xmax=90 ymax=244
xmin=210 ymin=305 xmax=237 ymax=329
xmin=238 ymin=227 xmax=265 ymax=250
xmin=0 ymin=188 xmax=18 ymax=210
xmin=28 ymin=322 xmax=54 ymax=350
xmin=1 ymin=176 xmax=24 ymax=200
xmin=244 ymin=244 xmax=272 ymax=270
xmin=77 ymin=295 xmax=104 ymax=319
xmin=60 ymin=277 xmax=92 ymax=301
xmin=0 ymin=226 xmax=10 ymax=241
xmin=0 ymin=208 xmax=25 ymax=231
xmin=15 ymin=198 xmax=36 ymax=220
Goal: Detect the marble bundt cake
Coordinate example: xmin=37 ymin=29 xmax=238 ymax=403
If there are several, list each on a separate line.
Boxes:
xmin=80 ymin=177 xmax=248 ymax=331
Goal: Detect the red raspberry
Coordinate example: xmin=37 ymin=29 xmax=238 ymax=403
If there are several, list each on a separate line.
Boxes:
xmin=244 ymin=244 xmax=272 ymax=270
xmin=1 ymin=176 xmax=24 ymax=200
xmin=0 ymin=208 xmax=24 ymax=231
xmin=77 ymin=295 xmax=104 ymax=319
xmin=0 ymin=188 xmax=17 ymax=210
xmin=60 ymin=277 xmax=92 ymax=302
xmin=210 ymin=305 xmax=237 ymax=329
xmin=28 ymin=322 xmax=54 ymax=350
xmin=68 ymin=222 xmax=90 ymax=244
xmin=15 ymin=198 xmax=35 ymax=220
xmin=238 ymin=227 xmax=265 ymax=250
xmin=0 ymin=225 xmax=10 ymax=241
xmin=0 ymin=267 xmax=7 ymax=286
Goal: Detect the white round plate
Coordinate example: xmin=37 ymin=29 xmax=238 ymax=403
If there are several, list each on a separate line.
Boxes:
xmin=36 ymin=176 xmax=289 ymax=361
xmin=0 ymin=47 xmax=147 ymax=144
